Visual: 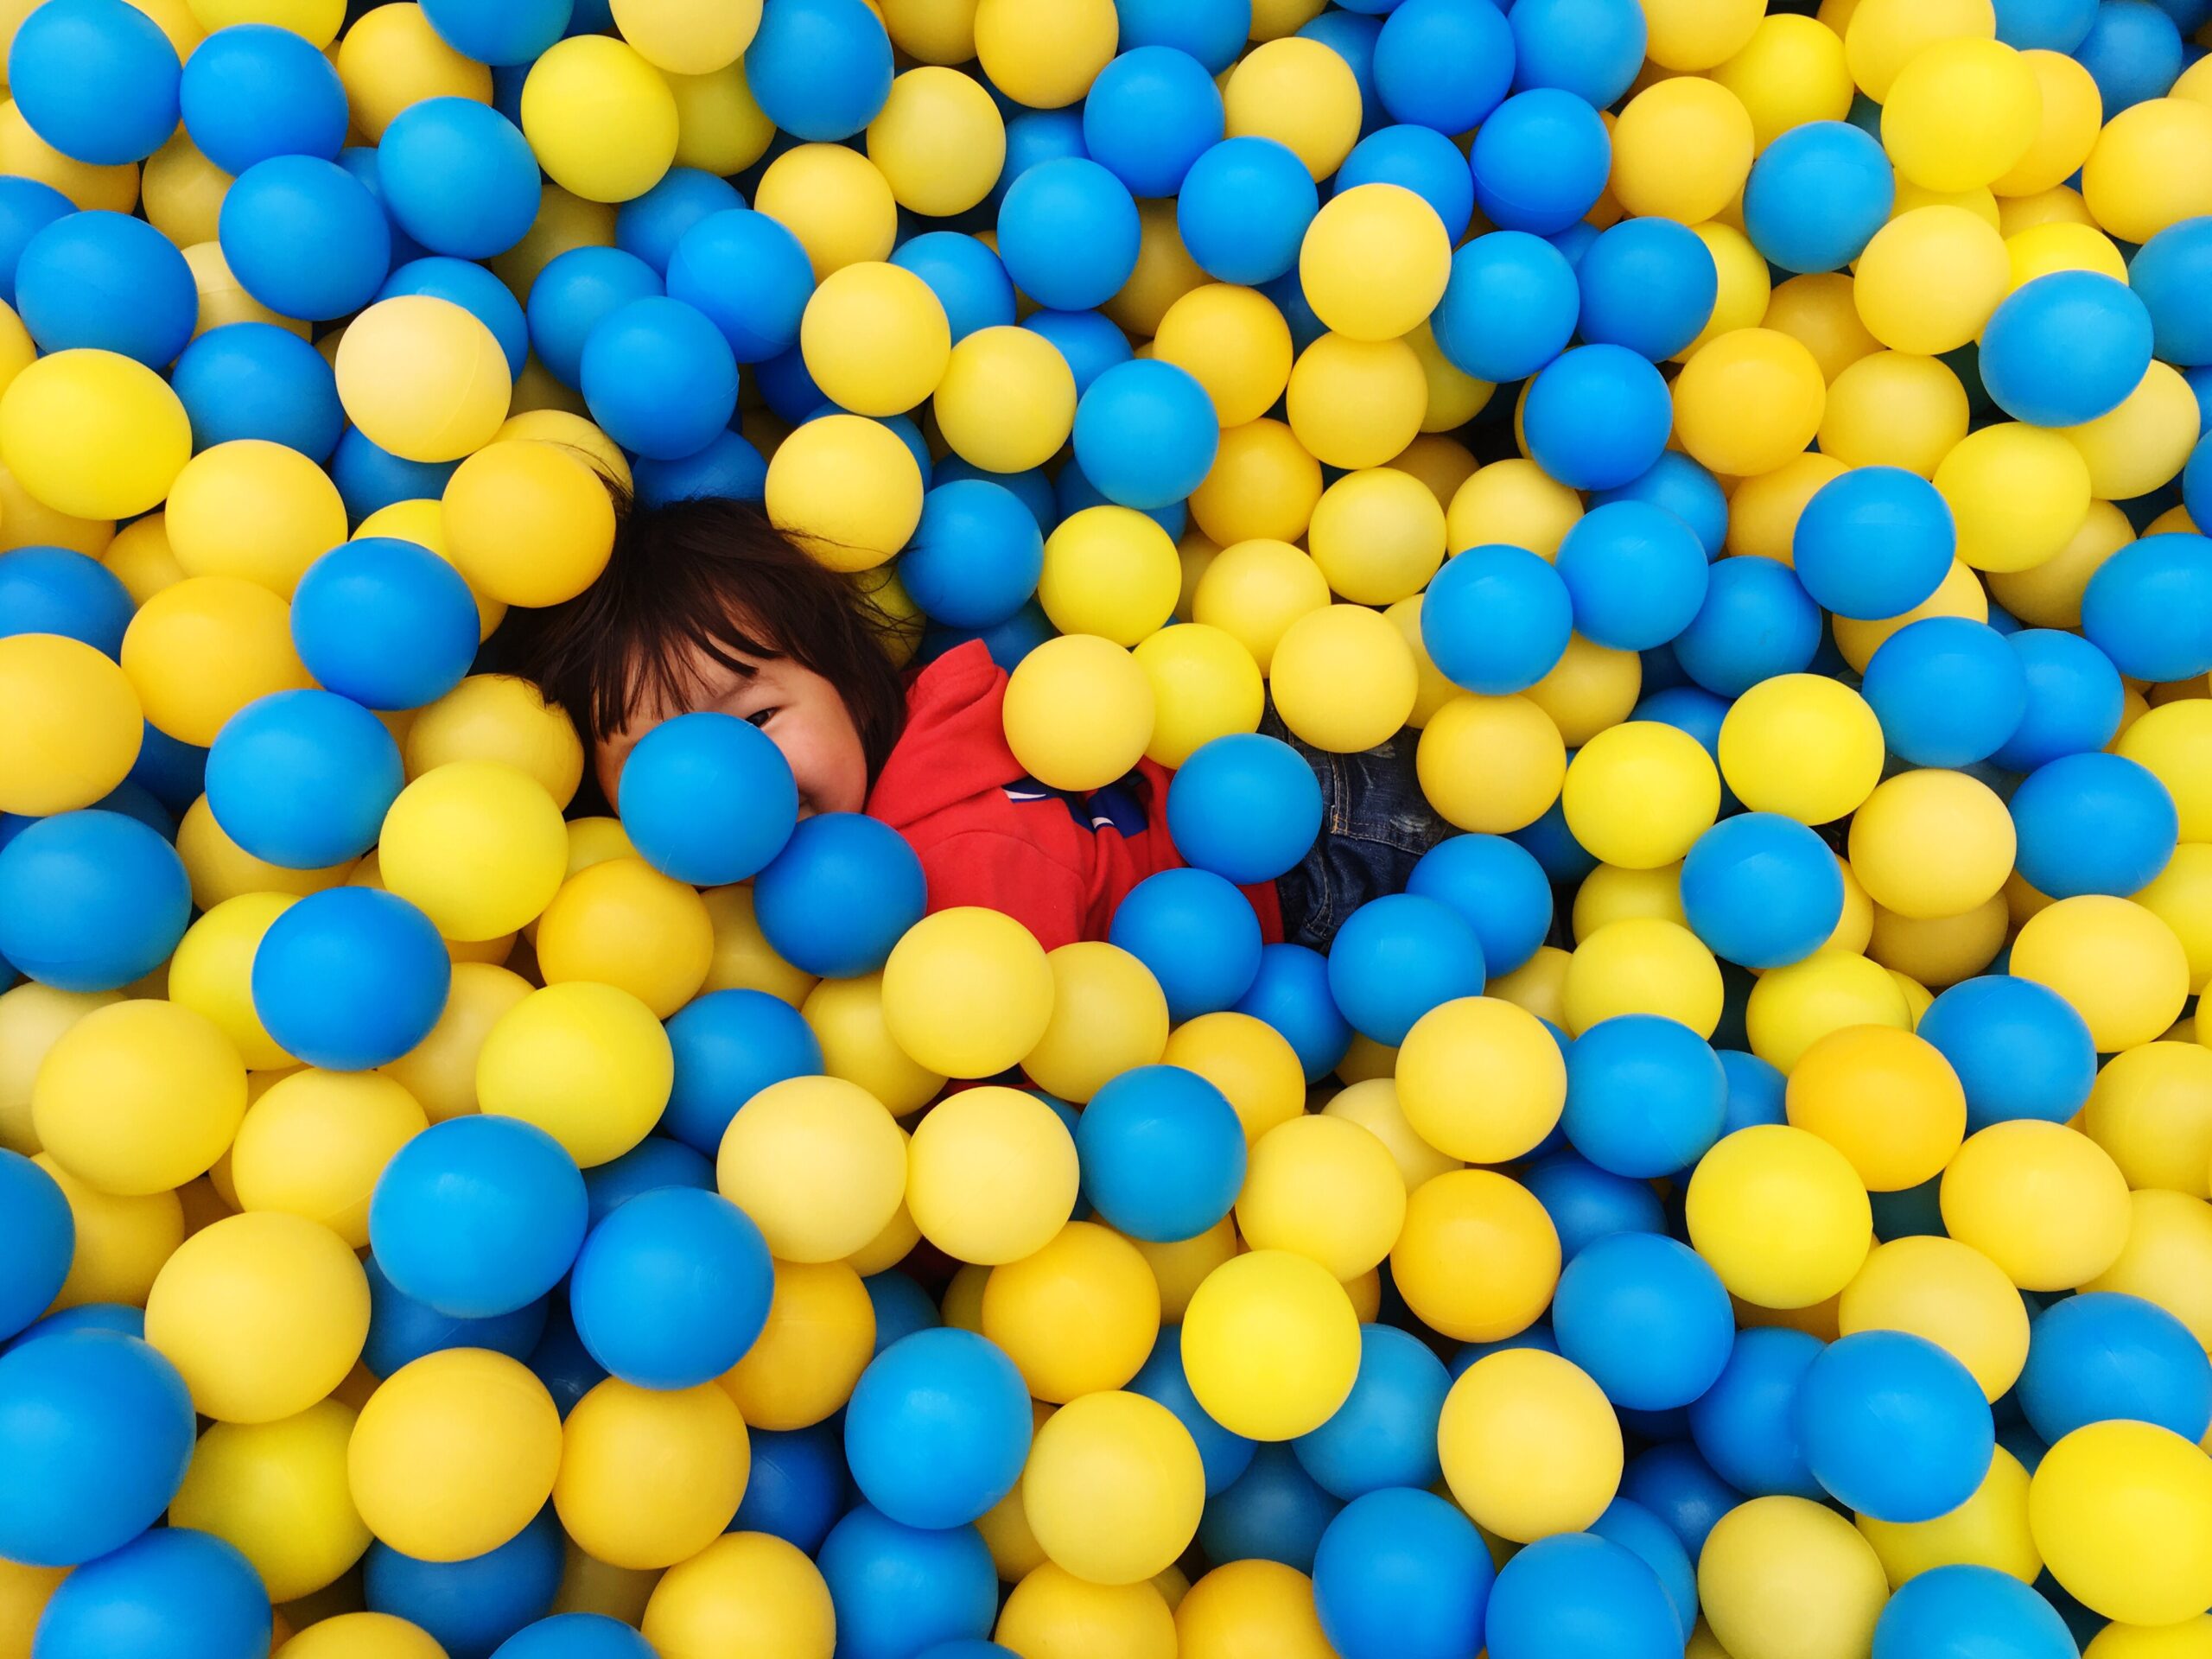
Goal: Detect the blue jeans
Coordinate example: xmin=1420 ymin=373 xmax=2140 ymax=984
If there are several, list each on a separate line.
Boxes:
xmin=1263 ymin=706 xmax=1449 ymax=951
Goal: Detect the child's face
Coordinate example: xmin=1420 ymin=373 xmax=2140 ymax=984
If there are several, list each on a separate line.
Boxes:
xmin=596 ymin=645 xmax=872 ymax=822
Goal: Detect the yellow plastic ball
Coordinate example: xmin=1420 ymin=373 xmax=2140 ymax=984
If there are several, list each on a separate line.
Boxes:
xmin=1714 ymin=15 xmax=1856 ymax=148
xmin=1672 ymin=327 xmax=1827 ymax=478
xmin=2012 ymin=895 xmax=2190 ymax=1053
xmin=1560 ymin=918 xmax=1725 ymax=1037
xmin=1688 ymin=1125 xmax=1872 ymax=1308
xmin=334 ymin=296 xmax=511 ymax=466
xmin=1234 ymin=1115 xmax=1406 ymax=1281
xmin=1941 ymin=1120 xmax=2133 ymax=1290
xmin=1838 ymin=1233 xmax=2027 ymax=1402
xmin=2082 ymin=98 xmax=2212 ymax=246
xmin=1993 ymin=50 xmax=2103 ymax=197
xmin=802 ymin=972 xmax=944 ymax=1114
xmin=169 ymin=1399 xmax=368 ymax=1603
xmin=184 ymin=0 xmax=339 ymax=40
xmin=518 ymin=35 xmax=678 ymax=204
xmin=1222 ymin=36 xmax=1360 ymax=181
xmin=1700 ymin=1496 xmax=1891 ymax=1659
xmin=1882 ymin=38 xmax=2042 ymax=192
xmin=753 ymin=142 xmax=898 ymax=279
xmin=643 ymin=1531 xmax=835 ymax=1659
xmin=982 ymin=1220 xmax=1160 ymax=1403
xmin=167 ymin=893 xmax=295 ymax=1072
xmin=1728 ymin=454 xmax=1847 ymax=562
xmin=764 ymin=412 xmax=923 ymax=573
xmin=335 ymin=1 xmax=491 ymax=141
xmin=1388 ymin=594 xmax=1461 ymax=729
xmin=878 ymin=0 xmax=975 ymax=62
xmin=2118 ymin=703 xmax=2212 ymax=844
xmin=1000 ymin=632 xmax=1156 ymax=794
xmin=1561 ymin=721 xmax=1721 ymax=871
xmin=799 ymin=262 xmax=951 ymax=419
xmin=664 ymin=60 xmax=775 ymax=175
xmin=1394 ymin=995 xmax=1564 ymax=1165
xmin=717 ymin=1258 xmax=875 ymax=1429
xmin=702 ymin=883 xmax=817 ymax=1007
xmin=1439 ymin=1348 xmax=1622 ymax=1542
xmin=1162 ymin=1011 xmax=1306 ymax=1144
xmin=879 ymin=904 xmax=1055 ymax=1079
xmin=230 ymin=1070 xmax=426 ymax=1249
xmin=0 ymin=632 xmax=141 ymax=817
xmin=1644 ymin=0 xmax=1762 ymax=68
xmin=34 ymin=998 xmax=245 ymax=1198
xmin=1190 ymin=537 xmax=1330 ymax=674
xmin=1284 ymin=333 xmax=1426 ymax=472
xmin=1408 ymin=325 xmax=1494 ymax=432
xmin=0 ymin=984 xmax=121 ymax=1155
xmin=1176 ymin=1560 xmax=1334 ymax=1659
xmin=2083 ymin=1042 xmax=2212 ymax=1198
xmin=1022 ymin=1389 xmax=1205 ymax=1587
xmin=0 ymin=348 xmax=191 ymax=520
xmin=931 ymin=322 xmax=1077 ymax=474
xmin=1323 ymin=1077 xmax=1459 ymax=1192
xmin=1719 ymin=674 xmax=1885 ymax=825
xmin=1766 ymin=273 xmax=1882 ymax=385
xmin=1853 ymin=207 xmax=2010 ymax=354
xmin=1522 ymin=633 xmax=1643 ymax=747
xmin=1390 ymin=1168 xmax=1559 ymax=1342
xmin=273 ymin=1614 xmax=448 ymax=1659
xmin=1112 ymin=200 xmax=1208 ymax=334
xmin=1573 ymin=862 xmax=1687 ymax=943
xmin=1039 ymin=505 xmax=1179 ymax=645
xmin=2031 ymin=1421 xmax=2212 ymax=1626
xmin=377 ymin=760 xmax=567 ymax=942
xmin=2063 ymin=360 xmax=2200 ymax=503
xmin=608 ymin=0 xmax=760 ymax=73
xmin=2085 ymin=1189 xmax=2212 ymax=1351
xmin=1179 ymin=1248 xmax=1358 ymax=1441
xmin=0 ymin=95 xmax=137 ymax=214
xmin=1786 ymin=1024 xmax=1967 ymax=1192
xmin=1153 ymin=284 xmax=1294 ymax=430
xmin=164 ymin=439 xmax=345 ymax=598
xmin=441 ymin=438 xmax=616 ymax=608
xmin=477 ymin=980 xmax=672 ymax=1168
xmin=970 ymin=0 xmax=1113 ymax=108
xmin=1189 ymin=418 xmax=1323 ymax=548
xmin=1817 ymin=351 xmax=1969 ymax=476
xmin=906 ymin=1085 xmax=1078 ymax=1267
xmin=709 ymin=1071 xmax=901 ymax=1262
xmin=997 ymin=1563 xmax=1176 ymax=1659
xmin=1131 ymin=622 xmax=1262 ymax=769
xmin=1298 ymin=183 xmax=1450 ymax=345
xmin=1306 ymin=466 xmax=1445 ymax=608
xmin=143 ymin=1211 xmax=367 ymax=1423
xmin=534 ymin=857 xmax=712 ymax=1020
xmin=185 ymin=241 xmax=304 ymax=340
xmin=1866 ymin=893 xmax=2009 ymax=988
xmin=1610 ymin=77 xmax=1757 ymax=225
xmin=1268 ymin=603 xmax=1417 ymax=754
xmin=1844 ymin=0 xmax=1998 ymax=100
xmin=120 ymin=575 xmax=313 ymax=749
xmin=100 ymin=511 xmax=187 ymax=608
xmin=1446 ymin=458 xmax=1583 ymax=560
xmin=33 ymin=1149 xmax=181 ymax=1310
xmin=141 ymin=132 xmax=229 ymax=254
xmin=1847 ymin=767 xmax=2016 ymax=919
xmin=404 ymin=675 xmax=584 ymax=805
xmin=862 ymin=65 xmax=1002 ymax=218
xmin=1859 ymin=1445 xmax=2040 ymax=1587
xmin=554 ymin=1378 xmax=749 ymax=1571
xmin=1680 ymin=220 xmax=1776 ymax=359
xmin=349 ymin=1348 xmax=563 ymax=1562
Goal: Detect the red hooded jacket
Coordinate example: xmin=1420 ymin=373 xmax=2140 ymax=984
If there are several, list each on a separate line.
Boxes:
xmin=866 ymin=640 xmax=1284 ymax=952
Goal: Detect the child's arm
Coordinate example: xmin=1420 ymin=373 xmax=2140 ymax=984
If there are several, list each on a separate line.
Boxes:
xmin=912 ymin=827 xmax=1091 ymax=955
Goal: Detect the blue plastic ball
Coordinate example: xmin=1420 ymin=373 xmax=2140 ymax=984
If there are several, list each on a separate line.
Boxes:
xmin=665 ymin=208 xmax=814 ymax=364
xmin=1176 ymin=136 xmax=1319 ymax=286
xmin=0 ymin=810 xmax=189 ymax=994
xmin=1553 ymin=1230 xmax=1734 ymax=1410
xmin=743 ymin=0 xmax=892 ymax=140
xmin=378 ymin=97 xmax=539 ymax=261
xmin=1981 ymin=271 xmax=2155 ymax=428
xmin=365 ymin=1508 xmax=563 ymax=1659
xmin=33 ymin=1522 xmax=269 ymax=1659
xmin=2018 ymin=1291 xmax=2212 ymax=1447
xmin=1686 ymin=1325 xmax=1827 ymax=1499
xmin=2189 ymin=432 xmax=2212 ymax=531
xmin=844 ymin=1329 xmax=1033 ymax=1530
xmin=1431 ymin=231 xmax=1578 ymax=384
xmin=330 ymin=426 xmax=461 ymax=524
xmin=652 ymin=982 xmax=810 ymax=1157
xmin=179 ymin=21 xmax=347 ymax=175
xmin=16 ymin=209 xmax=195 ymax=367
xmin=379 ymin=255 xmax=531 ymax=378
xmin=1166 ymin=734 xmax=1325 ymax=886
xmin=1872 ymin=1564 xmax=2076 ymax=1659
xmin=2009 ymin=751 xmax=2179 ymax=899
xmin=528 ymin=245 xmax=664 ymax=388
xmin=2130 ymin=218 xmax=2212 ymax=369
xmin=335 ymin=143 xmax=429 ymax=268
xmin=568 ymin=1185 xmax=771 ymax=1390
xmin=1128 ymin=1325 xmax=1255 ymax=1495
xmin=1403 ymin=834 xmax=1552 ymax=977
xmin=0 ymin=1151 xmax=70 ymax=1343
xmin=1082 ymin=46 xmax=1224 ymax=198
xmin=1916 ymin=975 xmax=2097 ymax=1132
xmin=363 ymin=1258 xmax=549 ymax=1379
xmin=1619 ymin=1440 xmax=1741 ymax=1557
xmin=1510 ymin=791 xmax=1599 ymax=886
xmin=1670 ymin=555 xmax=1821 ymax=698
xmin=988 ymin=107 xmax=1088 ymax=214
xmin=0 ymin=1329 xmax=194 ymax=1566
xmin=203 ymin=689 xmax=404 ymax=869
xmin=1593 ymin=452 xmax=1729 ymax=559
xmin=1076 ymin=1063 xmax=1247 ymax=1242
xmin=369 ymin=1115 xmax=588 ymax=1321
xmin=579 ymin=1135 xmax=712 ymax=1227
xmin=1314 ymin=1487 xmax=1491 ymax=1659
xmin=1522 ymin=1152 xmax=1666 ymax=1262
xmin=219 ymin=155 xmax=393 ymax=321
xmin=617 ymin=711 xmax=798 ymax=887
xmin=0 ymin=545 xmax=133 ymax=656
xmin=1554 ymin=499 xmax=1709 ymax=652
xmin=1108 ymin=867 xmax=1264 ymax=1022
xmin=1993 ymin=0 xmax=2097 ymax=47
xmin=1508 ymin=0 xmax=1645 ymax=105
xmin=1071 ymin=359 xmax=1219 ymax=512
xmin=170 ymin=321 xmax=346 ymax=459
xmin=752 ymin=811 xmax=926 ymax=978
xmin=1293 ymin=1324 xmax=1450 ymax=1499
xmin=1115 ymin=0 xmax=1250 ymax=72
xmin=2082 ymin=531 xmax=2212 ymax=683
xmin=4 ymin=1302 xmax=145 ymax=1349
xmin=997 ymin=156 xmax=1141 ymax=313
xmin=865 ymin=1271 xmax=940 ymax=1356
xmin=817 ymin=1506 xmax=997 ymax=1659
xmin=1862 ymin=617 xmax=2030 ymax=769
xmin=1484 ymin=1534 xmax=1679 ymax=1659
xmin=1233 ymin=943 xmax=1354 ymax=1082
xmin=1573 ymin=217 xmax=1718 ymax=362
xmin=1715 ymin=1046 xmax=1790 ymax=1134
xmin=634 ymin=430 xmax=769 ymax=508
xmin=1797 ymin=1330 xmax=1994 ymax=1522
xmin=615 ymin=167 xmax=743 ymax=276
xmin=2075 ymin=0 xmax=2183 ymax=111
xmin=1338 ymin=124 xmax=1477 ymax=242
xmin=1680 ymin=812 xmax=1846 ymax=970
xmin=1197 ymin=1442 xmax=1343 ymax=1573
xmin=421 ymin=0 xmax=572 ymax=64
xmin=290 ymin=537 xmax=480 ymax=712
xmin=7 ymin=0 xmax=180 ymax=165
xmin=524 ymin=1303 xmax=604 ymax=1421
xmin=891 ymin=232 xmax=1015 ymax=343
xmin=898 ymin=480 xmax=1044 ymax=630
xmin=1589 ymin=1497 xmax=1697 ymax=1642
xmin=1297 ymin=10 xmax=1384 ymax=127
xmin=251 ymin=886 xmax=451 ymax=1071
xmin=1563 ymin=1014 xmax=1727 ymax=1179
xmin=1374 ymin=0 xmax=1515 ymax=134
xmin=1052 ymin=454 xmax=1183 ymax=537
xmin=1325 ymin=893 xmax=1485 ymax=1047
xmin=1993 ymin=627 xmax=2126 ymax=772
xmin=1419 ymin=543 xmax=1573 ymax=694
xmin=1742 ymin=120 xmax=1895 ymax=273
xmin=580 ymin=295 xmax=740 ymax=461
xmin=492 ymin=1613 xmax=656 ymax=1659
xmin=1469 ymin=89 xmax=1611 ymax=235
xmin=733 ymin=1421 xmax=849 ymax=1553
xmin=1792 ymin=465 xmax=1955 ymax=621
xmin=1522 ymin=345 xmax=1673 ymax=492
xmin=0 ymin=175 xmax=73 ymax=306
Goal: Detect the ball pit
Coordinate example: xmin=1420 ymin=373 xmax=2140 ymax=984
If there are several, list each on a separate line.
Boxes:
xmin=0 ymin=0 xmax=2204 ymax=1651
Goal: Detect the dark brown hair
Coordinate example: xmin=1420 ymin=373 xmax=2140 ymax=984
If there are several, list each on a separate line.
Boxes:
xmin=486 ymin=493 xmax=910 ymax=787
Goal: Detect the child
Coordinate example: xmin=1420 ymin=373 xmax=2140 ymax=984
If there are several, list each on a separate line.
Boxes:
xmin=491 ymin=495 xmax=1446 ymax=954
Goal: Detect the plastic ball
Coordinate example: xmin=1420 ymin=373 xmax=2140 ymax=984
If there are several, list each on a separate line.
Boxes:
xmin=1077 ymin=44 xmax=1223 ymax=200
xmin=1236 ymin=1113 xmax=1406 ymax=1282
xmin=575 ymin=293 xmax=736 ymax=461
xmin=1859 ymin=617 xmax=2025 ymax=772
xmin=1521 ymin=345 xmax=1673 ymax=493
xmin=1942 ymin=1120 xmax=2132 ymax=1291
xmin=1680 ymin=812 xmax=1844 ymax=970
xmin=1462 ymin=88 xmax=1605 ymax=238
xmin=1017 ymin=940 xmax=1170 ymax=1107
xmin=839 ymin=1330 xmax=1031 ymax=1540
xmin=167 ymin=319 xmax=343 ymax=461
xmin=2010 ymin=751 xmax=2178 ymax=900
xmin=377 ymin=99 xmax=537 ymax=264
xmin=1799 ymin=1328 xmax=1994 ymax=1524
xmin=1854 ymin=206 xmax=2010 ymax=355
xmin=1717 ymin=674 xmax=1885 ymax=826
xmin=995 ymin=156 xmax=1139 ymax=314
xmin=1790 ymin=465 xmax=1955 ymax=624
xmin=2031 ymin=1420 xmax=2212 ymax=1626
xmin=1982 ymin=271 xmax=2154 ymax=428
xmin=334 ymin=296 xmax=512 ymax=464
xmin=1163 ymin=734 xmax=1321 ymax=887
xmin=1224 ymin=35 xmax=1362 ymax=181
xmin=1687 ymin=1124 xmax=1872 ymax=1309
xmin=568 ymin=1185 xmax=770 ymax=1391
xmin=0 ymin=346 xmax=192 ymax=520
xmin=15 ymin=209 xmax=194 ymax=371
xmin=764 ymin=410 xmax=925 ymax=571
xmin=369 ymin=1112 xmax=586 ymax=1319
xmin=7 ymin=0 xmax=181 ymax=168
xmin=373 ymin=760 xmax=567 ymax=947
xmin=179 ymin=20 xmax=346 ymax=175
xmin=288 ymin=537 xmax=478 ymax=713
xmin=713 ymin=1073 xmax=904 ymax=1263
xmin=1429 ymin=232 xmax=1574 ymax=387
xmin=1269 ymin=602 xmax=1419 ymax=753
xmin=975 ymin=1218 xmax=1155 ymax=1406
xmin=32 ymin=1524 xmax=269 ymax=1659
xmin=167 ymin=1398 xmax=370 ymax=1608
xmin=1915 ymin=974 xmax=2094 ymax=1135
xmin=219 ymin=154 xmax=394 ymax=321
xmin=0 ymin=632 xmax=140 ymax=818
xmin=1313 ymin=1487 xmax=1491 ymax=1659
xmin=1390 ymin=1167 xmax=1560 ymax=1344
xmin=1700 ymin=1494 xmax=1890 ymax=1659
xmin=1176 ymin=135 xmax=1319 ymax=286
xmin=1872 ymin=1564 xmax=2075 ymax=1659
xmin=1076 ymin=1063 xmax=1247 ymax=1243
xmin=1741 ymin=119 xmax=1893 ymax=275
xmin=2018 ymin=1291 xmax=2212 ymax=1449
xmin=1181 ymin=1249 xmax=1358 ymax=1443
xmin=518 ymin=36 xmax=678 ymax=204
xmin=1294 ymin=184 xmax=1448 ymax=349
xmin=1019 ymin=1389 xmax=1204 ymax=1589
xmin=2082 ymin=533 xmax=2212 ymax=685
xmin=1548 ymin=1231 xmax=1732 ymax=1414
xmin=2011 ymin=894 xmax=2190 ymax=1052
xmin=1568 ymin=219 xmax=1715 ymax=367
xmin=609 ymin=712 xmax=794 ymax=891
xmin=905 ymin=1084 xmax=1077 ymax=1267
xmin=1366 ymin=0 xmax=1510 ymax=135
xmin=1431 ymin=1346 xmax=1620 ymax=1544
xmin=1001 ymin=632 xmax=1154 ymax=791
xmin=797 ymin=261 xmax=948 ymax=422
xmin=1068 ymin=359 xmax=1218 ymax=516
xmin=553 ymin=1376 xmax=752 ymax=1571
xmin=1563 ymin=1011 xmax=1727 ymax=1179
xmin=201 ymin=688 xmax=401 ymax=872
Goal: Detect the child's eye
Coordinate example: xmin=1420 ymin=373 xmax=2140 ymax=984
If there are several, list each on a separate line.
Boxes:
xmin=746 ymin=709 xmax=776 ymax=728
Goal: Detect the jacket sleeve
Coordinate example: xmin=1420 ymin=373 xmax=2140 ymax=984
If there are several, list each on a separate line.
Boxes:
xmin=915 ymin=828 xmax=1090 ymax=955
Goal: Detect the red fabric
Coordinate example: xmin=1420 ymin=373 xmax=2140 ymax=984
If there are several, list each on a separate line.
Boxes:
xmin=866 ymin=639 xmax=1284 ymax=953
